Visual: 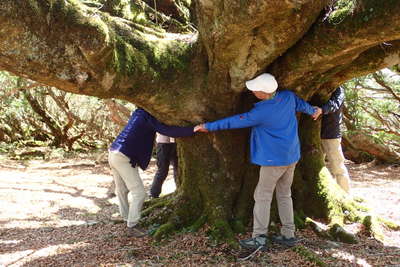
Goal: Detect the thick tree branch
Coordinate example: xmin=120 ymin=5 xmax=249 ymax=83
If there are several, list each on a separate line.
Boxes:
xmin=270 ymin=0 xmax=400 ymax=95
xmin=0 ymin=0 xmax=205 ymax=121
xmin=195 ymin=0 xmax=328 ymax=91
xmin=322 ymin=40 xmax=400 ymax=92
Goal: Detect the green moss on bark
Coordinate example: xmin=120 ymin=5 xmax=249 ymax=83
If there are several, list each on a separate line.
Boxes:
xmin=112 ymin=36 xmax=150 ymax=75
xmin=207 ymin=219 xmax=237 ymax=247
xmin=328 ymin=0 xmax=356 ymax=25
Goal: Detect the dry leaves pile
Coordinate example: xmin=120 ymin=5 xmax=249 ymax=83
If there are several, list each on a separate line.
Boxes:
xmin=0 ymin=154 xmax=399 ymax=266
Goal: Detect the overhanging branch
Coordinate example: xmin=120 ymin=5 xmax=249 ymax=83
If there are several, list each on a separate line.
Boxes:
xmin=322 ymin=40 xmax=400 ymax=90
xmin=0 ymin=0 xmax=203 ymax=112
xmin=270 ymin=0 xmax=400 ymax=94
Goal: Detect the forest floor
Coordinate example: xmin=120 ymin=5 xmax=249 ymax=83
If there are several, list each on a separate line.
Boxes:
xmin=0 ymin=150 xmax=399 ymax=267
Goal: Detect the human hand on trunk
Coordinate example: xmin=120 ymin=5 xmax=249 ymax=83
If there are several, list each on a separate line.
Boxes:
xmin=194 ymin=124 xmax=208 ymax=132
xmin=311 ymin=107 xmax=322 ymax=120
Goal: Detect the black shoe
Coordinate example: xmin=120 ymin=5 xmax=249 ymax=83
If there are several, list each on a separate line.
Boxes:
xmin=239 ymin=234 xmax=268 ymax=250
xmin=237 ymin=235 xmax=268 ymax=261
xmin=271 ymin=235 xmax=301 ymax=247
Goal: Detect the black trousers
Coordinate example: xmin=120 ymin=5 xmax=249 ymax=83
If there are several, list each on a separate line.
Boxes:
xmin=150 ymin=143 xmax=177 ymax=198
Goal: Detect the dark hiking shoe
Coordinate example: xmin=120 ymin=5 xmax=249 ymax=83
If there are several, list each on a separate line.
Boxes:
xmin=239 ymin=234 xmax=268 ymax=250
xmin=127 ymin=226 xmax=147 ymax=238
xmin=271 ymin=235 xmax=301 ymax=247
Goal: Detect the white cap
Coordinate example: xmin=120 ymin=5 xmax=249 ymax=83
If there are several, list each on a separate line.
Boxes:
xmin=245 ymin=73 xmax=278 ymax=93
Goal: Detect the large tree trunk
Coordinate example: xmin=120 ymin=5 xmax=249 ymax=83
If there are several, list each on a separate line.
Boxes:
xmin=177 ymin=132 xmax=257 ymax=238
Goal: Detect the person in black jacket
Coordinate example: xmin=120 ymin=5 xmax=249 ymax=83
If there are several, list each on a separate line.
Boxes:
xmin=149 ymin=133 xmax=178 ymax=198
xmin=108 ymin=108 xmax=194 ymax=237
xmin=321 ymin=87 xmax=350 ymax=193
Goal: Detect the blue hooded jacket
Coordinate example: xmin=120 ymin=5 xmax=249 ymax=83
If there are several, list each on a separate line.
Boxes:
xmin=110 ymin=108 xmax=194 ymax=170
xmin=205 ymin=90 xmax=316 ymax=166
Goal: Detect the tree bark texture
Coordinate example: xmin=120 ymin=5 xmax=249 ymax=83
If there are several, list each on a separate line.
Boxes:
xmin=1 ymin=0 xmax=400 ymax=239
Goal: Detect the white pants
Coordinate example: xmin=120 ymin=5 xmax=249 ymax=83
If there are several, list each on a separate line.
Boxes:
xmin=253 ymin=163 xmax=296 ymax=238
xmin=321 ymin=138 xmax=350 ymax=193
xmin=108 ymin=151 xmax=146 ymax=227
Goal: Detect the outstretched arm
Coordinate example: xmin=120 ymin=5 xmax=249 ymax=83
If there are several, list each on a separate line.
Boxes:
xmin=202 ymin=108 xmax=264 ymax=132
xmin=147 ymin=116 xmax=194 ymax=137
xmin=293 ymin=93 xmax=322 ymax=120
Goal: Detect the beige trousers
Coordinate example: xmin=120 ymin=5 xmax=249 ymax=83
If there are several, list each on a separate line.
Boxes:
xmin=253 ymin=163 xmax=296 ymax=238
xmin=321 ymin=138 xmax=350 ymax=193
xmin=108 ymin=151 xmax=146 ymax=227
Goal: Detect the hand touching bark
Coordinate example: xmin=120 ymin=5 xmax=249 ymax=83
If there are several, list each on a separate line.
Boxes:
xmin=311 ymin=107 xmax=322 ymax=120
xmin=194 ymin=124 xmax=208 ymax=132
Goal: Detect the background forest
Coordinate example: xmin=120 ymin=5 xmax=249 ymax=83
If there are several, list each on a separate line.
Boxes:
xmin=1 ymin=69 xmax=399 ymax=164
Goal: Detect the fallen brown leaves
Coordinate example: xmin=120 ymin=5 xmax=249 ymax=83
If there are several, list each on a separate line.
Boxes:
xmin=0 ymin=155 xmax=399 ymax=266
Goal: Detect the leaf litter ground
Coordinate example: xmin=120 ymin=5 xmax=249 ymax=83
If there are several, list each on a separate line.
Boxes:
xmin=0 ymin=152 xmax=399 ymax=266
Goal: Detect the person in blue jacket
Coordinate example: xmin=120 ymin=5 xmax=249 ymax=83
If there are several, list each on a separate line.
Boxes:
xmin=196 ymin=73 xmax=322 ymax=254
xmin=321 ymin=87 xmax=350 ymax=193
xmin=108 ymin=108 xmax=194 ymax=237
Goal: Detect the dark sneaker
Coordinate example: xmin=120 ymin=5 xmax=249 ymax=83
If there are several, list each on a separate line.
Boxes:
xmin=239 ymin=235 xmax=268 ymax=250
xmin=271 ymin=235 xmax=301 ymax=247
xmin=127 ymin=226 xmax=147 ymax=238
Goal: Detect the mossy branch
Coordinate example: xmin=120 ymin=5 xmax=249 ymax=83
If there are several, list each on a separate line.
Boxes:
xmin=322 ymin=40 xmax=400 ymax=90
xmin=271 ymin=0 xmax=400 ymax=92
xmin=0 ymin=0 xmax=202 ymax=112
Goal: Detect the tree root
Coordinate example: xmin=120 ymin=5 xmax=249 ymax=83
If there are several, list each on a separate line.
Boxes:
xmin=329 ymin=223 xmax=358 ymax=243
xmin=307 ymin=167 xmax=395 ymax=243
xmin=141 ymin=194 xmax=240 ymax=246
xmin=305 ymin=218 xmax=331 ymax=239
xmin=141 ymin=195 xmax=175 ymax=227
xmin=378 ymin=217 xmax=400 ymax=231
xmin=306 ymin=218 xmax=358 ymax=243
xmin=152 ymin=222 xmax=176 ymax=241
xmin=148 ymin=214 xmax=238 ymax=246
xmin=362 ymin=215 xmax=384 ymax=241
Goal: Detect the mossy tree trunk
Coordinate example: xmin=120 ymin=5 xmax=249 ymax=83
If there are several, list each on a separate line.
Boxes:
xmin=1 ymin=0 xmax=400 ymax=241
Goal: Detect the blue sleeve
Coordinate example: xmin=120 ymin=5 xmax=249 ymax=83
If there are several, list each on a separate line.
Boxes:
xmin=321 ymin=87 xmax=344 ymax=114
xmin=147 ymin=115 xmax=194 ymax=137
xmin=293 ymin=92 xmax=316 ymax=115
xmin=205 ymin=108 xmax=263 ymax=131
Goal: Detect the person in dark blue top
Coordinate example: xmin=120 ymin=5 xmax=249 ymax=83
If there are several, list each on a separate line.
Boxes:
xmin=108 ymin=108 xmax=194 ymax=237
xmin=321 ymin=87 xmax=350 ymax=193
